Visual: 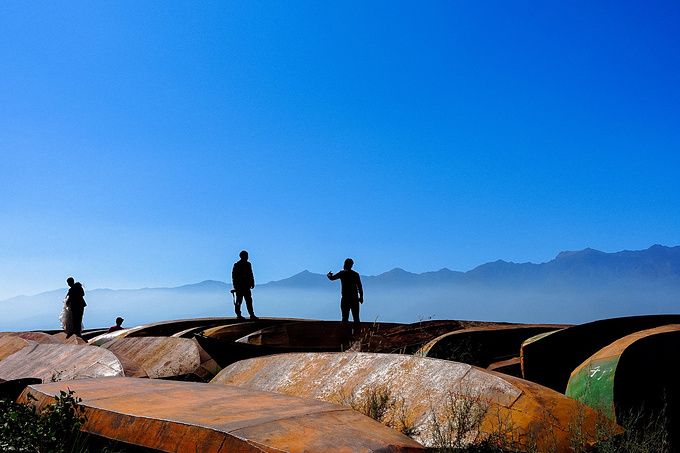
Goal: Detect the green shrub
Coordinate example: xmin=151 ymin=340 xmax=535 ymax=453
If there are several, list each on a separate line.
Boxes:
xmin=0 ymin=389 xmax=87 ymax=453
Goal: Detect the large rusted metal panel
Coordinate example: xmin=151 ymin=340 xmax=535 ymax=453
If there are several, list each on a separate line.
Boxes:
xmin=521 ymin=314 xmax=680 ymax=393
xmin=99 ymin=336 xmax=201 ymax=379
xmin=212 ymin=352 xmax=620 ymax=451
xmin=18 ymin=377 xmax=426 ymax=453
xmin=416 ymin=324 xmax=568 ymax=368
xmin=566 ymin=324 xmax=680 ymax=450
xmin=0 ymin=335 xmax=32 ymax=360
xmin=0 ymin=343 xmax=125 ymax=381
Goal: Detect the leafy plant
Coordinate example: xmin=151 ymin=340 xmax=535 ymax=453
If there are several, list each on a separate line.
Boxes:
xmin=0 ymin=389 xmax=88 ymax=453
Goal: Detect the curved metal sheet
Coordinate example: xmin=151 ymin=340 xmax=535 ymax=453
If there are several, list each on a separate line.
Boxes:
xmin=212 ymin=352 xmax=619 ymax=450
xmin=124 ymin=317 xmax=238 ymax=337
xmin=566 ymin=325 xmax=680 ymax=423
xmin=487 ymin=357 xmax=522 ymax=377
xmin=0 ymin=343 xmax=125 ymax=381
xmin=201 ymin=319 xmax=307 ymax=341
xmin=521 ymin=314 xmax=680 ymax=392
xmin=417 ymin=324 xmax=567 ymax=368
xmin=194 ymin=334 xmax=276 ymax=368
xmin=196 ymin=320 xmax=402 ymax=368
xmin=3 ymin=331 xmax=62 ymax=344
xmin=349 ymin=319 xmax=505 ymax=354
xmin=0 ymin=335 xmax=32 ymax=360
xmin=100 ymin=337 xmax=201 ymax=379
xmin=237 ymin=320 xmax=402 ymax=348
xmin=87 ymin=328 xmax=131 ymax=346
xmin=52 ymin=332 xmax=88 ymax=344
xmin=19 ymin=377 xmax=425 ymax=453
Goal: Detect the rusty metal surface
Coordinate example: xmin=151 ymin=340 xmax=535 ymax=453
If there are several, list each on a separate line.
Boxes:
xmin=196 ymin=320 xmax=403 ymax=369
xmin=212 ymin=352 xmax=619 ymax=450
xmin=3 ymin=331 xmax=62 ymax=344
xmin=237 ymin=320 xmax=403 ymax=348
xmin=0 ymin=335 xmax=32 ymax=360
xmin=19 ymin=377 xmax=425 ymax=453
xmin=52 ymin=332 xmax=89 ymax=344
xmin=487 ymin=356 xmax=522 ymax=377
xmin=416 ymin=324 xmax=568 ymax=368
xmin=349 ymin=319 xmax=510 ymax=354
xmin=201 ymin=319 xmax=309 ymax=341
xmin=82 ymin=329 xmax=109 ymax=340
xmin=123 ymin=317 xmax=238 ymax=337
xmin=0 ymin=343 xmax=125 ymax=381
xmin=99 ymin=336 xmax=201 ymax=379
xmin=194 ymin=333 xmax=274 ymax=368
xmin=521 ymin=314 xmax=680 ymax=393
xmin=189 ymin=338 xmax=222 ymax=380
xmin=566 ymin=324 xmax=680 ymax=432
xmin=87 ymin=328 xmax=131 ymax=346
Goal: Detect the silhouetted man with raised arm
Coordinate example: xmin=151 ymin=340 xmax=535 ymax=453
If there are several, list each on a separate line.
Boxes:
xmin=232 ymin=250 xmax=258 ymax=320
xmin=327 ymin=258 xmax=363 ymax=326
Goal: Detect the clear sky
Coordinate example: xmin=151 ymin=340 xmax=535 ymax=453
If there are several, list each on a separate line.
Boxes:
xmin=1 ymin=1 xmax=679 ymax=301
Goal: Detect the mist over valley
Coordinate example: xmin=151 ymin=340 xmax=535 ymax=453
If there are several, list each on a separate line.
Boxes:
xmin=2 ymin=245 xmax=679 ymax=332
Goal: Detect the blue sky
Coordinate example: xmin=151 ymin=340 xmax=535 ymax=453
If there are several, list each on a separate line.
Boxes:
xmin=1 ymin=1 xmax=679 ymax=301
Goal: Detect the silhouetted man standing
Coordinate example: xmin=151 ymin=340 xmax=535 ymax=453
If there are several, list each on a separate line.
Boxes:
xmin=65 ymin=277 xmax=86 ymax=339
xmin=232 ymin=250 xmax=258 ymax=320
xmin=327 ymin=258 xmax=363 ymax=326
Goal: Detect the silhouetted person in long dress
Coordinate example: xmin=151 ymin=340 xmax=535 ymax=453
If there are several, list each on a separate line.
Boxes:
xmin=327 ymin=258 xmax=363 ymax=326
xmin=232 ymin=250 xmax=258 ymax=320
xmin=65 ymin=277 xmax=86 ymax=338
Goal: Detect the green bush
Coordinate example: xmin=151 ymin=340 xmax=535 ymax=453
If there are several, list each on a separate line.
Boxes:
xmin=0 ymin=389 xmax=87 ymax=453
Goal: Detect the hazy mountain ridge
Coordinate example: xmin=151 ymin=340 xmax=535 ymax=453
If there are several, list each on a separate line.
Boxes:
xmin=264 ymin=244 xmax=680 ymax=288
xmin=2 ymin=245 xmax=678 ymax=331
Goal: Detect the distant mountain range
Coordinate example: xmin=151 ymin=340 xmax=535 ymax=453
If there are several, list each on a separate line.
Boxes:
xmin=2 ymin=245 xmax=679 ymax=332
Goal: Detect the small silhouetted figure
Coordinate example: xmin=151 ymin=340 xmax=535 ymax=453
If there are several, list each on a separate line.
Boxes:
xmin=232 ymin=250 xmax=258 ymax=320
xmin=107 ymin=317 xmax=125 ymax=333
xmin=327 ymin=258 xmax=363 ymax=326
xmin=65 ymin=277 xmax=86 ymax=338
